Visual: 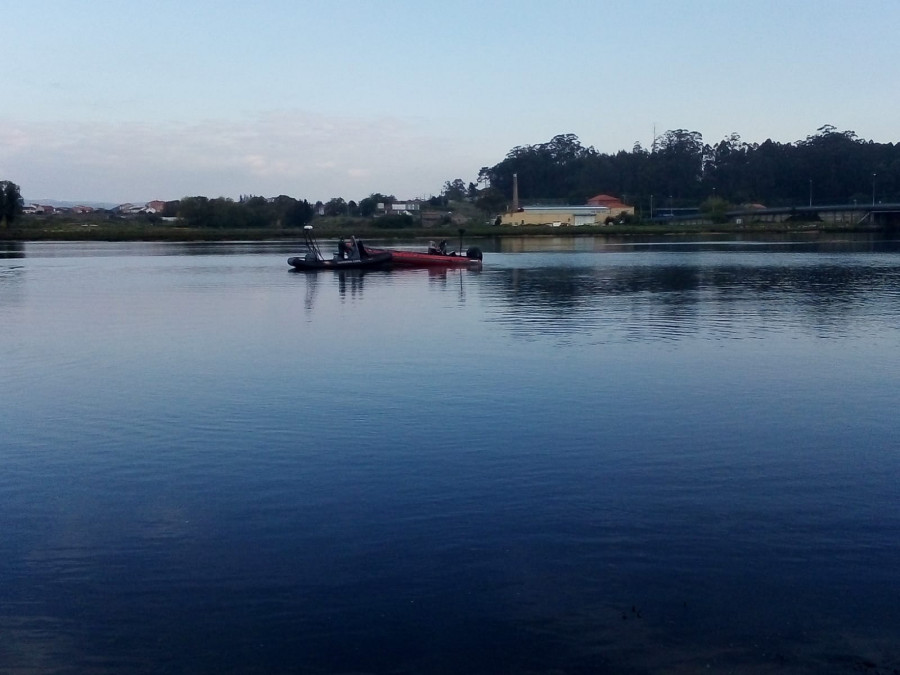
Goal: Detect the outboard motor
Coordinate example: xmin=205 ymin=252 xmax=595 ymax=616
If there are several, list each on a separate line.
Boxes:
xmin=466 ymin=246 xmax=483 ymax=261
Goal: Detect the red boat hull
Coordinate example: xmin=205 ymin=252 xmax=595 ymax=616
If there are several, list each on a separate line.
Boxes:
xmin=368 ymin=248 xmax=482 ymax=268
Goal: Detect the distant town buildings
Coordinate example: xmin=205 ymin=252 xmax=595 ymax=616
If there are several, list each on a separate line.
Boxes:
xmin=22 ymin=201 xmax=167 ymax=216
xmin=376 ymin=200 xmax=421 ymax=215
xmin=113 ymin=202 xmax=168 ymax=215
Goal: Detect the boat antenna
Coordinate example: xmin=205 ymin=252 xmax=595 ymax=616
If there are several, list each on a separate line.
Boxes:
xmin=458 ymin=227 xmax=465 ymax=253
xmin=303 ymin=225 xmax=323 ymax=261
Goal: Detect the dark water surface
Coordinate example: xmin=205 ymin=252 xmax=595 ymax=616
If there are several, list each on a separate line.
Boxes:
xmin=2 ymin=236 xmax=899 ymax=673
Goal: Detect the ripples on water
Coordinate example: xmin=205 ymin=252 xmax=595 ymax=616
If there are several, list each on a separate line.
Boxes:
xmin=2 ymin=237 xmax=899 ymax=673
xmin=481 ymin=249 xmax=900 ymax=345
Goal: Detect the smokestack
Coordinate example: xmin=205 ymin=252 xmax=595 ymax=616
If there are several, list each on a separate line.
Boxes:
xmin=512 ymin=173 xmax=519 ymax=212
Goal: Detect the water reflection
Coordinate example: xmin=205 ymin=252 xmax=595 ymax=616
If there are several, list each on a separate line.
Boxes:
xmin=287 ymin=268 xmax=376 ymax=313
xmin=491 ymin=232 xmax=900 ymax=254
xmin=17 ymin=240 xmax=307 ymax=259
xmin=11 ymin=233 xmax=899 ymax=260
xmin=482 ymin=256 xmax=900 ymax=342
xmin=337 ymin=269 xmax=369 ymax=300
xmin=0 ymin=259 xmax=25 ymax=308
xmin=289 ymin=266 xmax=480 ymax=316
xmin=169 ymin=241 xmax=306 ymax=256
xmin=1 ymin=242 xmax=25 ymax=258
xmin=302 ymin=270 xmax=319 ymax=313
xmin=3 ymin=239 xmax=900 ymax=674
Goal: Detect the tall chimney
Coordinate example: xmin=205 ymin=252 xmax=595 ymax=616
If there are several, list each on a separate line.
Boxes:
xmin=512 ymin=173 xmax=519 ymax=212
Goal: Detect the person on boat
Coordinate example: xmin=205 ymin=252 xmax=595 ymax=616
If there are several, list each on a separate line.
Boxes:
xmin=356 ymin=238 xmax=369 ymax=259
xmin=338 ymin=238 xmax=350 ymax=259
xmin=438 ymin=239 xmax=448 ymax=255
xmin=428 ymin=240 xmax=438 ymax=255
xmin=349 ymin=236 xmax=362 ymax=260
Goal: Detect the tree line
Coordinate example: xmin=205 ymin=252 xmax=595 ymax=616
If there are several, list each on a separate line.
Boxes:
xmin=176 ymin=195 xmax=315 ymax=229
xmin=0 ymin=181 xmax=23 ymax=228
xmin=470 ymin=126 xmax=900 ymax=214
xmin=176 ymin=193 xmax=424 ymax=229
xmin=4 ymin=187 xmax=426 ymax=230
xmin=7 ymin=125 xmax=898 ymax=231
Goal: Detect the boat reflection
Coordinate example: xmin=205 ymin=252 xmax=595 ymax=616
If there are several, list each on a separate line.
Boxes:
xmin=289 ymin=264 xmax=481 ymax=315
xmin=290 ymin=267 xmax=387 ymax=309
xmin=337 ymin=269 xmax=375 ymax=300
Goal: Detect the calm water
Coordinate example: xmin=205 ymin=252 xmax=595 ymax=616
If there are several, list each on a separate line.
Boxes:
xmin=2 ymin=235 xmax=899 ymax=674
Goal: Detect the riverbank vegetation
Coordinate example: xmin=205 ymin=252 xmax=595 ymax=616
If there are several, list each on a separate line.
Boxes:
xmin=476 ymin=126 xmax=900 ymax=215
xmin=0 ymin=181 xmax=24 ymax=230
xmin=4 ymin=125 xmax=899 ymax=241
xmin=2 ymin=212 xmax=881 ymax=243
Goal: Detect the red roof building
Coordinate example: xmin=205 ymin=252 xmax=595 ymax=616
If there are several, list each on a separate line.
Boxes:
xmin=586 ymin=194 xmax=626 ymax=209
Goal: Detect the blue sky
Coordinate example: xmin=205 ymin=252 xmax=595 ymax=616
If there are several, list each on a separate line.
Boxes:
xmin=4 ymin=0 xmax=899 ymax=204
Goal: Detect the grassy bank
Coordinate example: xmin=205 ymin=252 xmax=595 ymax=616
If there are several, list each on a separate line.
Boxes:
xmin=0 ymin=217 xmax=883 ymax=242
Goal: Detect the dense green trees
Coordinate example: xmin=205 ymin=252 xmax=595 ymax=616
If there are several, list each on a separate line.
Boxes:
xmin=10 ymin=125 xmax=898 ymax=232
xmin=358 ymin=193 xmax=394 ymax=217
xmin=176 ymin=195 xmax=313 ymax=228
xmin=322 ymin=197 xmax=348 ymax=217
xmin=442 ymin=179 xmax=468 ymax=202
xmin=270 ymin=195 xmax=315 ymax=227
xmin=474 ymin=187 xmax=507 ymax=216
xmin=481 ymin=134 xmax=599 ymax=205
xmin=475 ymin=127 xmax=900 ymax=213
xmin=0 ymin=180 xmax=23 ymax=228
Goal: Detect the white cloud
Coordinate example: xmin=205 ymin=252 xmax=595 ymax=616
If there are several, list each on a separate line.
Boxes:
xmin=0 ymin=111 xmax=486 ymax=203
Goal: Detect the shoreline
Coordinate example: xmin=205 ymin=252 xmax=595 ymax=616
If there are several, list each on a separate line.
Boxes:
xmin=0 ymin=221 xmax=888 ymax=243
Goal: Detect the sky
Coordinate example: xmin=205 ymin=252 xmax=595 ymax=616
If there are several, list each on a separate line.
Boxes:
xmin=3 ymin=0 xmax=900 ymax=205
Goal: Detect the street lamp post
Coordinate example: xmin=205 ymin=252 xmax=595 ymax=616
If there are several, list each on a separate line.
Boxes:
xmin=872 ymin=173 xmax=877 ymax=206
xmin=809 ymin=178 xmax=812 ymax=207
